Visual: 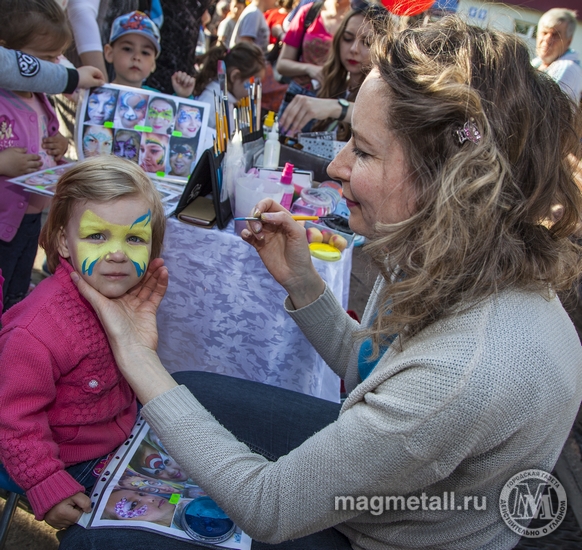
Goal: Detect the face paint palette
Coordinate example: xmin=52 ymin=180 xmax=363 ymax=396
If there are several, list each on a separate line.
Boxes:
xmin=77 ymin=83 xmax=210 ymax=183
xmin=180 ymin=496 xmax=236 ymax=544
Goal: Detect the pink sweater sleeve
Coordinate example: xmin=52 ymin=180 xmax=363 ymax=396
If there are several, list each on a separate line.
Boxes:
xmin=0 ymin=327 xmax=85 ymax=519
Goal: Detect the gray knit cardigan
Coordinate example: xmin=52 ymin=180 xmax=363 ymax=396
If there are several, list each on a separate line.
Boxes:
xmin=143 ymin=278 xmax=582 ymax=549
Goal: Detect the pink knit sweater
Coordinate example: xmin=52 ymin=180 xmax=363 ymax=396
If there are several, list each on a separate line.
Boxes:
xmin=0 ymin=258 xmax=137 ymax=520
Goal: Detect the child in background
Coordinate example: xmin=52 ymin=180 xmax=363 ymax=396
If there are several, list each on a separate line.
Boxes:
xmin=0 ymin=156 xmax=166 ymax=529
xmin=194 ymin=42 xmax=266 ymax=130
xmin=103 ymin=10 xmax=196 ymax=99
xmin=0 ymin=0 xmax=70 ymax=311
xmin=217 ymin=0 xmax=247 ymax=48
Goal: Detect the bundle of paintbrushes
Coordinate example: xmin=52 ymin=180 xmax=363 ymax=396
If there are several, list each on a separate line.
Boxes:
xmin=212 ymin=60 xmax=230 ymax=156
xmin=212 ymin=62 xmax=264 ymax=156
xmin=234 ymin=77 xmax=261 ymax=136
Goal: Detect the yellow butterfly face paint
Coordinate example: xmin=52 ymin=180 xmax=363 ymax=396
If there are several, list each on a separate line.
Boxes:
xmin=76 ymin=209 xmax=152 ymax=278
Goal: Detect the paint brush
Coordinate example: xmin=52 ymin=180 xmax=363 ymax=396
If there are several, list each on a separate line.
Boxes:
xmin=234 ymin=215 xmax=338 ymax=222
xmin=217 ymin=60 xmax=230 ymax=137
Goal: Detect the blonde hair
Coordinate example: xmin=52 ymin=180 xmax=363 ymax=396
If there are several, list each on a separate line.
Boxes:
xmin=40 ymin=156 xmax=166 ymax=273
xmin=364 ymin=17 xmax=582 ymax=352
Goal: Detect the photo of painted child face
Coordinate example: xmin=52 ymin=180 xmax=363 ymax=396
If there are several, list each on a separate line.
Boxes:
xmin=169 ymin=138 xmax=196 ymax=178
xmin=146 ymin=97 xmax=175 ymax=134
xmin=86 ymin=87 xmax=118 ymax=125
xmin=117 ymin=472 xmax=181 ymax=495
xmin=175 ymin=104 xmax=202 ymax=138
xmin=139 ymin=133 xmax=168 ymax=173
xmin=113 ymin=129 xmax=140 ymax=163
xmin=116 ymin=91 xmax=149 ymax=129
xmin=104 ymin=489 xmax=176 ymax=525
xmin=82 ymin=125 xmax=113 ymax=157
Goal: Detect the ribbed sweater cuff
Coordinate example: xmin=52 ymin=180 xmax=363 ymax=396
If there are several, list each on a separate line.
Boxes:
xmin=27 ymin=470 xmax=85 ymax=520
xmin=142 ymin=385 xmax=207 ymax=429
xmin=63 ymin=68 xmax=79 ymax=94
xmin=284 ymin=283 xmax=340 ymax=328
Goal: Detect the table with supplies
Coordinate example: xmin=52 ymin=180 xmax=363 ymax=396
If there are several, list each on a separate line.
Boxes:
xmin=157 ymin=216 xmax=353 ymax=402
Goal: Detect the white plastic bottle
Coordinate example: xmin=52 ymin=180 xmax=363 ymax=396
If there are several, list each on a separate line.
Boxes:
xmin=263 ymin=122 xmax=281 ymax=169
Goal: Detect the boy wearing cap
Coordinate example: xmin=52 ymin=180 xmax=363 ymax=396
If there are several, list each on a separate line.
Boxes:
xmin=104 ymin=11 xmax=195 ymax=98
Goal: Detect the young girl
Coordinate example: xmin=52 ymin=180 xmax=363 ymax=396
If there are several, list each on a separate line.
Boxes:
xmin=194 ymin=42 xmax=266 ymax=131
xmin=0 ymin=0 xmax=70 ymax=311
xmin=0 ymin=156 xmax=166 ymax=529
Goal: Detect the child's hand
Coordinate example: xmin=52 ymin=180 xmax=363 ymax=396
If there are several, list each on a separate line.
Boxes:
xmin=171 ymin=71 xmax=196 ymax=98
xmin=42 ymin=133 xmax=68 ymax=162
xmin=77 ymin=65 xmax=105 ymax=89
xmin=44 ymin=492 xmax=91 ymax=530
xmin=0 ymin=147 xmax=42 ymax=177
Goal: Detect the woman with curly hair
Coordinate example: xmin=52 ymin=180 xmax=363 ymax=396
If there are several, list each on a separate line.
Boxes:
xmin=60 ymin=17 xmax=582 ymax=550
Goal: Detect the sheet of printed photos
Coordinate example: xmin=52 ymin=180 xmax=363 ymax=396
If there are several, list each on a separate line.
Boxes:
xmin=8 ymin=165 xmax=183 ymax=217
xmin=77 ymin=418 xmax=251 ymax=549
xmin=77 ymin=84 xmax=210 ymax=183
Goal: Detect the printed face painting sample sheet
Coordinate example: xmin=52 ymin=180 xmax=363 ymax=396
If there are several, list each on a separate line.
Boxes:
xmin=76 ymin=84 xmax=210 ymax=184
xmin=77 ymin=418 xmax=252 ymax=549
xmin=8 ymin=165 xmax=183 ymax=217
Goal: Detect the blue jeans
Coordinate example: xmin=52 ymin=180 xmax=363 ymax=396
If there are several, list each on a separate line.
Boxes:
xmin=59 ymin=371 xmax=352 ymax=550
xmin=0 ymin=212 xmax=41 ymax=312
xmin=0 ymin=456 xmax=105 ymax=496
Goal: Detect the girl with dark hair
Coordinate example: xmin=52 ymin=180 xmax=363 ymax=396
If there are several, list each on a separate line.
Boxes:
xmin=194 ymin=42 xmax=266 ymax=130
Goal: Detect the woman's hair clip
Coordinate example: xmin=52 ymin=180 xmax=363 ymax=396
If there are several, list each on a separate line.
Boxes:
xmin=456 ymin=119 xmax=481 ymax=145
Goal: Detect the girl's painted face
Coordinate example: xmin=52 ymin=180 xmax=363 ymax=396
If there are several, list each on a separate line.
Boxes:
xmin=139 ymin=444 xmax=188 ymax=481
xmin=87 ymin=91 xmax=117 ymax=124
xmin=113 ymin=131 xmax=140 ymax=162
xmin=58 ymin=196 xmax=153 ymax=298
xmin=147 ymin=99 xmax=174 ymax=133
xmin=175 ymin=106 xmax=202 ymax=137
xmin=118 ymin=474 xmax=179 ymax=494
xmin=169 ymin=143 xmax=195 ymax=177
xmin=118 ymin=92 xmax=148 ymax=129
xmin=83 ymin=126 xmax=113 ymax=157
xmin=140 ymin=134 xmax=168 ymax=173
xmin=339 ymin=15 xmax=372 ymax=84
xmin=107 ymin=490 xmax=175 ymax=524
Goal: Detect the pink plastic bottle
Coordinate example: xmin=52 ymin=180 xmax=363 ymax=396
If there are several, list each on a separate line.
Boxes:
xmin=279 ymin=162 xmax=294 ymax=210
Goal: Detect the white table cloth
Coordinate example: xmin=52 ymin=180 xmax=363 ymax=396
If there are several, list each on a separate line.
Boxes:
xmin=157 ymin=216 xmax=353 ymax=402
